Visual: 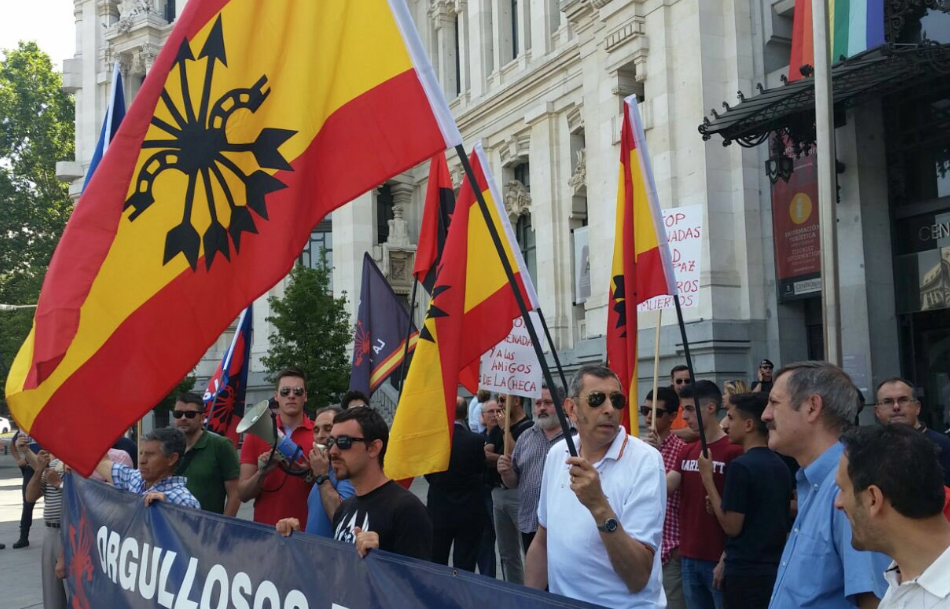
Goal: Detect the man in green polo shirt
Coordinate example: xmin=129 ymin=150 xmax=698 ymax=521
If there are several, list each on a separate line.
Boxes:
xmin=174 ymin=392 xmax=241 ymax=516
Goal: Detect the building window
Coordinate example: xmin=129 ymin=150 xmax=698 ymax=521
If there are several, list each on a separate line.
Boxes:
xmin=516 ymin=214 xmax=536 ymax=285
xmin=455 ymin=16 xmax=462 ymax=97
xmin=299 ymin=218 xmax=333 ymax=288
xmin=511 ymin=0 xmax=520 ymax=59
xmin=164 ymin=0 xmax=176 ymax=23
xmin=377 ymin=183 xmax=395 ymax=244
xmin=514 ymin=162 xmax=530 ymax=190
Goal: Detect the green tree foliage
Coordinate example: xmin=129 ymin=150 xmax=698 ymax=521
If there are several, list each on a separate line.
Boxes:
xmin=262 ymin=260 xmax=351 ymax=412
xmin=0 ymin=42 xmax=75 ymax=411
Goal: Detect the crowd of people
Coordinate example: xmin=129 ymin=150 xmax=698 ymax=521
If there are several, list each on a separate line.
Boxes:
xmin=8 ymin=361 xmax=950 ymax=609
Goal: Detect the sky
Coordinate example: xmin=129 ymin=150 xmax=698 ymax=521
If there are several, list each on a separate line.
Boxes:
xmin=0 ymin=0 xmax=76 ymax=68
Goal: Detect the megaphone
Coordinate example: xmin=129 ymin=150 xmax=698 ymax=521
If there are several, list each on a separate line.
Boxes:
xmin=237 ymin=400 xmax=303 ymax=463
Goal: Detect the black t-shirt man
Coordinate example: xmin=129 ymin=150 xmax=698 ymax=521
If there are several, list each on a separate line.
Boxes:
xmin=332 ymin=480 xmax=433 ymax=560
xmin=721 ymin=446 xmax=793 ymax=576
xmin=485 ymin=417 xmax=533 ymax=487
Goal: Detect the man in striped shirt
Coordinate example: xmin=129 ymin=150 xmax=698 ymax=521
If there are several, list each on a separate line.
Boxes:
xmin=498 ymin=385 xmax=576 ymax=552
xmin=25 ymin=450 xmax=67 ymax=609
xmin=643 ymin=386 xmax=687 ymax=609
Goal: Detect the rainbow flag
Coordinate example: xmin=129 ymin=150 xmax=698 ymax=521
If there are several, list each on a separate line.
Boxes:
xmin=606 ymin=96 xmax=677 ymax=436
xmin=5 ymin=0 xmax=461 ymax=475
xmin=788 ymin=0 xmax=885 ymax=82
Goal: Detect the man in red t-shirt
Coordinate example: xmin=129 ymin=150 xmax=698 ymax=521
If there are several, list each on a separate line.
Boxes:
xmin=238 ymin=367 xmax=316 ymax=527
xmin=666 ymin=380 xmax=743 ymax=609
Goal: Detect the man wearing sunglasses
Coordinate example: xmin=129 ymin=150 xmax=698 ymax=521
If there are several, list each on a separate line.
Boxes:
xmin=173 ymin=392 xmax=241 ymax=516
xmin=642 ymin=386 xmax=688 ymax=609
xmin=238 ymin=367 xmax=316 ymax=528
xmin=526 ymin=365 xmax=666 ymax=609
xmin=750 ymin=359 xmax=774 ymax=394
xmin=275 ymin=406 xmax=356 ymax=538
xmin=330 ymin=407 xmax=432 ymax=560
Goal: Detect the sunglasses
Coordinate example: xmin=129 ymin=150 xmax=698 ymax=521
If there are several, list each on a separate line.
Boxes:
xmin=326 ymin=435 xmax=368 ymax=450
xmin=639 ymin=406 xmax=672 ymax=417
xmin=674 ymin=378 xmax=690 ymax=385
xmin=583 ymin=391 xmax=627 ymax=409
xmin=279 ymin=387 xmax=305 ymax=397
xmin=172 ymin=410 xmax=201 ymax=419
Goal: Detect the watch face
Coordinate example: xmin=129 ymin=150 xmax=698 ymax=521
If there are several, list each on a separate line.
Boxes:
xmin=605 ymin=518 xmax=619 ymax=532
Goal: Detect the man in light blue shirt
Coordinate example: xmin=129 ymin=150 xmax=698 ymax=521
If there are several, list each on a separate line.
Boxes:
xmin=275 ymin=407 xmax=354 ymax=537
xmin=762 ymin=361 xmax=890 ymax=609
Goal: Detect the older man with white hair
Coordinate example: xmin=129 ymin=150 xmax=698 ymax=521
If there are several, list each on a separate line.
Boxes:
xmin=498 ymin=385 xmax=577 ymax=552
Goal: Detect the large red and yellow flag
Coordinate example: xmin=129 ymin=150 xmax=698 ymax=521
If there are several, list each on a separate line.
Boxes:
xmin=5 ymin=0 xmax=461 ymax=475
xmin=606 ymin=95 xmax=677 ymax=436
xmin=386 ymin=143 xmax=538 ymax=480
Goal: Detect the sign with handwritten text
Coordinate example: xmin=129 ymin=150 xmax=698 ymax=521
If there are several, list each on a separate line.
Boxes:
xmin=478 ymin=312 xmax=545 ymax=399
xmin=638 ymin=205 xmax=703 ymax=311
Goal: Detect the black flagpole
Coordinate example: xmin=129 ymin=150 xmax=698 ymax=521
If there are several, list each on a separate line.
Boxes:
xmin=673 ymin=294 xmax=708 ymax=457
xmin=455 ymin=145 xmax=577 ymax=457
xmin=396 ymin=279 xmax=419 ymax=394
xmin=536 ymin=308 xmax=570 ymax=394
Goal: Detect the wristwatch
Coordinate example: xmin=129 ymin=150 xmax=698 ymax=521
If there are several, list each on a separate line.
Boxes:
xmin=314 ymin=474 xmax=330 ymax=487
xmin=597 ymin=517 xmax=619 ymax=533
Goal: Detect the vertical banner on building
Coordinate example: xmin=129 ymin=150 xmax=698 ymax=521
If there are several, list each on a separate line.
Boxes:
xmin=573 ymin=226 xmax=591 ymax=304
xmin=772 ymin=152 xmax=822 ymax=301
xmin=478 ymin=311 xmax=545 ymax=399
xmin=637 ymin=205 xmax=704 ymax=311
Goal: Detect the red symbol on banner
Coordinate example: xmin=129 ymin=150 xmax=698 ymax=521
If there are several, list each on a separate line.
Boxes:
xmin=68 ymin=509 xmax=95 ymax=609
xmin=354 ymin=320 xmax=371 ymax=366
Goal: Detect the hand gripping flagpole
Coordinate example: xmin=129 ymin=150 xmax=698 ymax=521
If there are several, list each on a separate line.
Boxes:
xmin=455 ymin=145 xmax=577 ymax=458
xmin=673 ymin=294 xmax=708 ymax=457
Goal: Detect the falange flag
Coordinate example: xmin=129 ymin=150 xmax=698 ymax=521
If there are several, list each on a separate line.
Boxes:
xmin=6 ymin=0 xmax=462 ymax=475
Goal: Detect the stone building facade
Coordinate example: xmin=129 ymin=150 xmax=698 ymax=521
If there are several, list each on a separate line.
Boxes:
xmin=57 ymin=0 xmax=817 ymax=411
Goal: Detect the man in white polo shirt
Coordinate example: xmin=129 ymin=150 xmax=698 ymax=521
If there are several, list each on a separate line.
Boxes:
xmin=834 ymin=424 xmax=950 ymax=609
xmin=525 ymin=364 xmax=667 ymax=608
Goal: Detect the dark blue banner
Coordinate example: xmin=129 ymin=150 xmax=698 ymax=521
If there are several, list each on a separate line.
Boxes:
xmin=63 ymin=475 xmax=601 ymax=609
xmin=349 ymin=253 xmax=418 ymax=396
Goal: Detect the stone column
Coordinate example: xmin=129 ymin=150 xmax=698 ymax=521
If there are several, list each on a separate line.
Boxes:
xmin=529 ymin=0 xmax=555 ymax=58
xmin=836 ymin=102 xmax=901 ymax=397
xmin=526 ymin=103 xmax=570 ymax=350
xmin=430 ymin=1 xmax=458 ymax=99
xmin=466 ymin=0 xmax=493 ymax=96
xmin=333 ymin=191 xmax=375 ymax=322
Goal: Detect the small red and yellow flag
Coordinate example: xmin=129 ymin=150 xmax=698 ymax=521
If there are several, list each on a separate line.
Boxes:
xmin=606 ymin=96 xmax=677 ymax=436
xmin=6 ymin=0 xmax=461 ymax=475
xmin=386 ymin=143 xmax=538 ymax=480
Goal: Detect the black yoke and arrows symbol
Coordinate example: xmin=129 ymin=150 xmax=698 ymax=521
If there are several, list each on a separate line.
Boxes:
xmin=124 ymin=15 xmax=297 ymax=271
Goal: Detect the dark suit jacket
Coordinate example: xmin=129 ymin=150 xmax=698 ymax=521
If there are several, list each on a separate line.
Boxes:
xmin=425 ymin=421 xmax=487 ymax=519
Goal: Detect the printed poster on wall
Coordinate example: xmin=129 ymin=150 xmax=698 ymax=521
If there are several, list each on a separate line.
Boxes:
xmin=772 ymin=151 xmax=821 ymax=302
xmin=478 ymin=311 xmax=545 ymax=399
xmin=638 ymin=205 xmax=703 ymax=312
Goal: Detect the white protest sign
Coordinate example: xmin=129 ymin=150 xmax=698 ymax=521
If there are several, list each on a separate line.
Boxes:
xmin=478 ymin=311 xmax=545 ymax=399
xmin=638 ymin=204 xmax=703 ymax=311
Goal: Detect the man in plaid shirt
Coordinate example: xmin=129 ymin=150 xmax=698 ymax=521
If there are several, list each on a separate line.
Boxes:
xmin=643 ymin=386 xmax=687 ymax=609
xmin=497 ymin=385 xmax=577 ymax=552
xmin=94 ymin=427 xmax=200 ymax=508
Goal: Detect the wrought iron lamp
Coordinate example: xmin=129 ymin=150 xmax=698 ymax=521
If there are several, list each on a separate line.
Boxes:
xmin=765 ymin=134 xmax=794 ymax=184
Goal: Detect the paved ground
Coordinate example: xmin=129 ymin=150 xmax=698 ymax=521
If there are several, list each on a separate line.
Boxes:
xmin=0 ymin=458 xmax=502 ymax=608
